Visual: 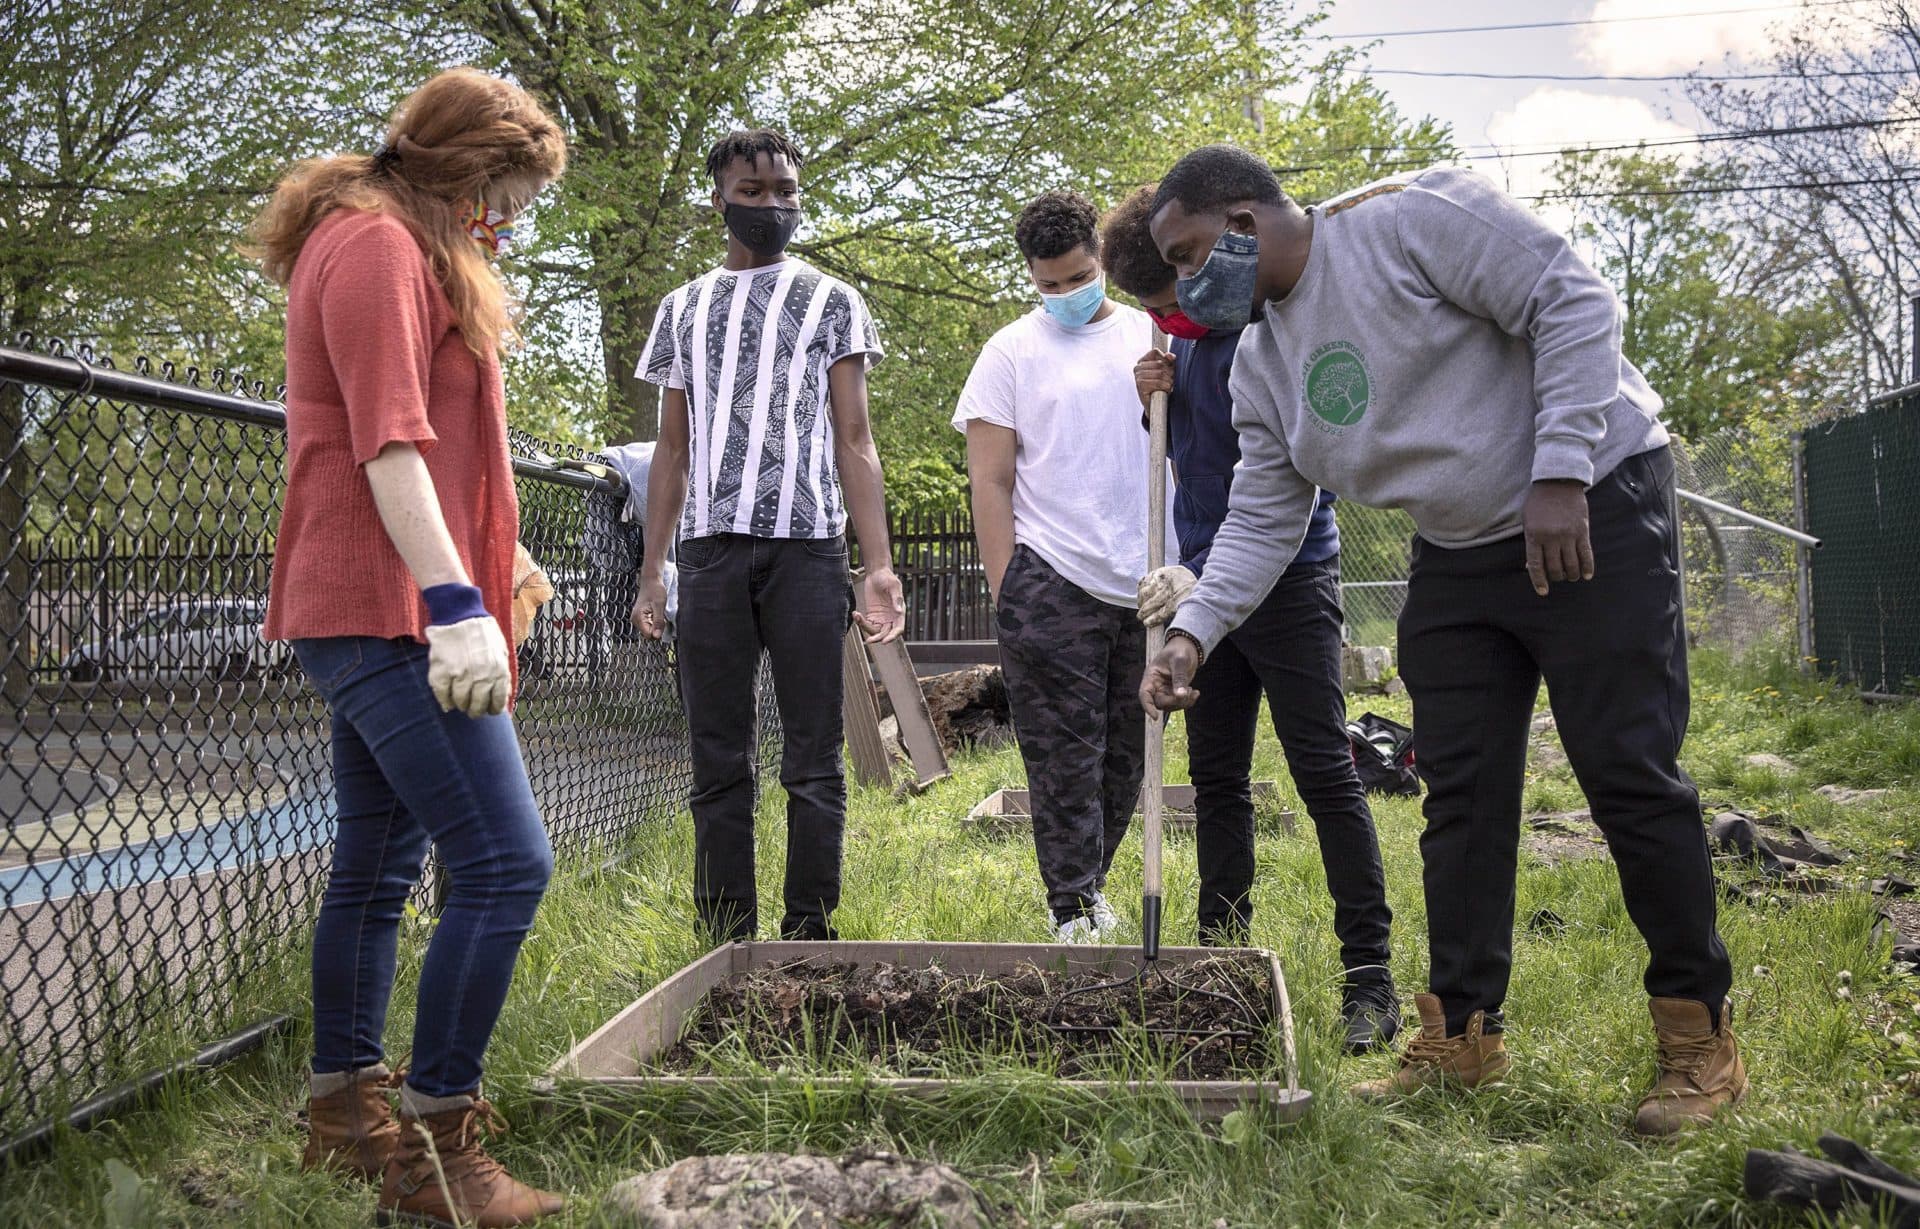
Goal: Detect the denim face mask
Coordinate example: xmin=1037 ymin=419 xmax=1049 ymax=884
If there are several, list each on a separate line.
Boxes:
xmin=1040 ymin=276 xmax=1107 ymax=328
xmin=1175 ymin=228 xmax=1261 ymax=331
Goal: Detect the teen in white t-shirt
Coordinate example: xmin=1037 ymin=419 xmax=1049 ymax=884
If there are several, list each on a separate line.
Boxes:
xmin=954 ymin=190 xmax=1168 ymax=943
xmin=952 ymin=303 xmax=1173 ymax=604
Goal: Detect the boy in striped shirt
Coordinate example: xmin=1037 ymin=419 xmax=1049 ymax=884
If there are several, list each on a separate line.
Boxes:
xmin=634 ymin=129 xmax=904 ymax=943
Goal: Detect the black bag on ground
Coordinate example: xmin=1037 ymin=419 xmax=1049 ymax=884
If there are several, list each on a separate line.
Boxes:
xmin=1347 ymin=712 xmax=1420 ymax=797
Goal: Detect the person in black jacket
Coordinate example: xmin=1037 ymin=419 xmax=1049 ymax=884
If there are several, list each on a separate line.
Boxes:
xmin=1101 ymin=186 xmax=1398 ymax=1052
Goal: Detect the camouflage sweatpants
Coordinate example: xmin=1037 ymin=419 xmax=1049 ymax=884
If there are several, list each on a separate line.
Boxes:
xmin=996 ymin=545 xmax=1147 ymax=924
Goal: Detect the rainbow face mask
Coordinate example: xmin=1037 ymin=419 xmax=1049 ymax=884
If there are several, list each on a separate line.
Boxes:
xmin=466 ymin=199 xmax=514 ymax=256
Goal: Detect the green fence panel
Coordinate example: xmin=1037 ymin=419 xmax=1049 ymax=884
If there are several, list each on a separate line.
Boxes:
xmin=1803 ymin=389 xmax=1920 ymax=694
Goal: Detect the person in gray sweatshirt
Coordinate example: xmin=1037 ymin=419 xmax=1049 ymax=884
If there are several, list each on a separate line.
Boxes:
xmin=1137 ymin=145 xmax=1745 ymax=1136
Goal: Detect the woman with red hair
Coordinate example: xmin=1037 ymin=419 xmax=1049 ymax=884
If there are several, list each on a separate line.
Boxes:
xmin=254 ymin=68 xmax=567 ymax=1226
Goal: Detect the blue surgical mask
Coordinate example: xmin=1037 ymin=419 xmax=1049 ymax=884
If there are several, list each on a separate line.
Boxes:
xmin=1176 ymin=229 xmax=1261 ymax=331
xmin=1040 ymin=276 xmax=1107 ymax=328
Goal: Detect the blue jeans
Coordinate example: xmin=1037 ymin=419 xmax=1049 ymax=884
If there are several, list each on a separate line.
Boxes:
xmin=294 ymin=636 xmax=554 ymax=1097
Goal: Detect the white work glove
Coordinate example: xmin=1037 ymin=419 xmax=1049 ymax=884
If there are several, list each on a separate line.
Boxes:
xmin=1137 ymin=565 xmax=1198 ymax=628
xmin=425 ymin=615 xmax=512 ymax=717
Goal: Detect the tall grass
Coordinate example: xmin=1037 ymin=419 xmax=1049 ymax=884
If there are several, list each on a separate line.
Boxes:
xmin=2 ymin=652 xmax=1917 ymax=1226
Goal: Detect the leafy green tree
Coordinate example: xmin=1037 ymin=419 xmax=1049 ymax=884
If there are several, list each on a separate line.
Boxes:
xmin=1544 ymin=151 xmax=1848 ymax=439
xmin=437 ymin=0 xmax=1329 ymax=445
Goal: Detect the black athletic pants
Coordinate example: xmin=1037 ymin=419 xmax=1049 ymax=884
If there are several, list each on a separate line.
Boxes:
xmin=1185 ymin=556 xmax=1393 ymax=975
xmin=1399 ymin=447 xmax=1732 ymax=1033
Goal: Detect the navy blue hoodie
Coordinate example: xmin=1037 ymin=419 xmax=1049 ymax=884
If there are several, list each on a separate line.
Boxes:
xmin=1168 ymin=328 xmax=1338 ymax=577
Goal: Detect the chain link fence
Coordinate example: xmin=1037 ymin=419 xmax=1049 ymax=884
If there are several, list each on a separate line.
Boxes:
xmin=1327 ymin=502 xmax=1416 ymax=648
xmin=1331 ymin=434 xmax=1806 ymax=658
xmin=1672 ymin=430 xmax=1803 ymax=657
xmin=0 ymin=337 xmax=778 ymax=1144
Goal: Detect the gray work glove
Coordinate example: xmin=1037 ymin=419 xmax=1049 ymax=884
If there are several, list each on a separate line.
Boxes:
xmin=1136 ymin=565 xmax=1198 ymax=628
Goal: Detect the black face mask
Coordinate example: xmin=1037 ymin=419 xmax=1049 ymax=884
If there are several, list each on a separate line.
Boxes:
xmin=723 ymin=202 xmax=801 ymax=257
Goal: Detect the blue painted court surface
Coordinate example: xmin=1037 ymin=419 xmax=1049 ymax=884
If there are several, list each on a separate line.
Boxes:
xmin=0 ymin=790 xmax=336 ymax=907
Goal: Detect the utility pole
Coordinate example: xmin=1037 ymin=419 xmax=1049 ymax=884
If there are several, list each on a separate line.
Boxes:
xmin=1242 ymin=0 xmax=1265 ymax=135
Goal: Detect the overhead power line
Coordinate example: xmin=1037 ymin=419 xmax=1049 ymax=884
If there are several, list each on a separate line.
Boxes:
xmin=1339 ymin=66 xmax=1912 ymax=83
xmin=1328 ymin=0 xmax=1874 ymax=39
xmin=1525 ymin=173 xmax=1920 ymax=200
xmin=1297 ymin=113 xmax=1920 ymax=165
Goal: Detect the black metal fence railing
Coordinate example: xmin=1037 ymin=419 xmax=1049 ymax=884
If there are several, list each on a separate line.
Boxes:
xmin=0 ymin=338 xmax=777 ymax=1143
xmin=1803 ymin=386 xmax=1920 ymax=695
xmin=890 ymin=509 xmax=993 ymax=643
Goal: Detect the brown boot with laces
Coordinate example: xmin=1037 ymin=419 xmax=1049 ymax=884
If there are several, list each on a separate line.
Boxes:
xmin=302 ymin=1063 xmax=401 ymax=1181
xmin=376 ymin=1090 xmax=564 ymax=1227
xmin=1350 ymin=993 xmax=1509 ymax=1100
xmin=1633 ymin=996 xmax=1748 ymax=1137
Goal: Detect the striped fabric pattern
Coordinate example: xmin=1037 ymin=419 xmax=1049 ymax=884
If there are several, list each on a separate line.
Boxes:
xmin=638 ymin=259 xmax=881 ymax=540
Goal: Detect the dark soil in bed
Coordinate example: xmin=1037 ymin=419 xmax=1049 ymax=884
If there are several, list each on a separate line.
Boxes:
xmin=655 ymin=955 xmax=1278 ymax=1081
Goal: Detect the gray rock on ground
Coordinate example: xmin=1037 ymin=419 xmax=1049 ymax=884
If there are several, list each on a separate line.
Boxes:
xmin=1529 ymin=709 xmax=1569 ymax=773
xmin=1744 ymin=752 xmax=1796 ymax=773
xmin=603 ymin=1150 xmax=1002 ymax=1229
xmin=1816 ymin=784 xmax=1891 ymax=806
xmin=1341 ymin=644 xmax=1395 ymax=693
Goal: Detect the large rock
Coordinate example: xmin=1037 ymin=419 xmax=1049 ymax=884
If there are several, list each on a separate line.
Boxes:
xmin=603 ymin=1150 xmax=1002 ymax=1229
xmin=1341 ymin=644 xmax=1394 ymax=693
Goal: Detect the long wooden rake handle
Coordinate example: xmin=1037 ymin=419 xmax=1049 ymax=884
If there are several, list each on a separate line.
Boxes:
xmin=1142 ymin=325 xmax=1169 ymax=963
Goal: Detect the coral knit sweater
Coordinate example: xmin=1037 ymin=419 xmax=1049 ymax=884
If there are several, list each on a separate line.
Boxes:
xmin=264 ymin=209 xmax=518 ymax=664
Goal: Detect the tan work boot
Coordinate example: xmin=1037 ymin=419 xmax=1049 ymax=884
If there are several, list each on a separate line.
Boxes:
xmin=1350 ymin=993 xmax=1509 ymax=1100
xmin=377 ymin=1088 xmax=564 ymax=1227
xmin=301 ymin=1063 xmax=400 ymax=1182
xmin=1633 ymin=996 xmax=1748 ymax=1137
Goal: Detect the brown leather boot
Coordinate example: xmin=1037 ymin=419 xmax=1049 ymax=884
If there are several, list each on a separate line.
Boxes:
xmin=301 ymin=1063 xmax=400 ymax=1181
xmin=377 ymin=1091 xmax=564 ymax=1227
xmin=1634 ymin=996 xmax=1748 ymax=1137
xmin=1350 ymin=993 xmax=1509 ymax=1100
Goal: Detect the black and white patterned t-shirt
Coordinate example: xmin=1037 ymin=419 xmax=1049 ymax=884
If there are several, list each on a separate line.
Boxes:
xmin=638 ymin=258 xmax=882 ymax=541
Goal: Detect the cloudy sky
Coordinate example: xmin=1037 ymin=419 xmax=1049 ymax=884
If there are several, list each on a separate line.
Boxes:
xmin=1315 ymin=0 xmax=1883 ymax=198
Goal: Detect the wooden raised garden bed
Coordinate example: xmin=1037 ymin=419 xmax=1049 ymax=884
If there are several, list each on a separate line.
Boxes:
xmin=541 ymin=940 xmax=1309 ymax=1124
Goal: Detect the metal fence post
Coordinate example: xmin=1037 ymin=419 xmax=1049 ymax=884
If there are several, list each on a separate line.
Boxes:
xmin=1670 ymin=472 xmax=1687 ymax=627
xmin=1792 ymin=434 xmax=1814 ymax=671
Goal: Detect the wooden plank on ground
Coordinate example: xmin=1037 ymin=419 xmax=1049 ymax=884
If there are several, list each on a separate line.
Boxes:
xmin=842 ymin=625 xmax=892 ymax=789
xmin=855 ymin=574 xmax=949 ymax=792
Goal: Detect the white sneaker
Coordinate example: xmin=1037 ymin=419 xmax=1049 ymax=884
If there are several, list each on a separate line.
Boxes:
xmin=1089 ymin=891 xmax=1120 ymax=937
xmin=1053 ymin=914 xmax=1099 ymax=944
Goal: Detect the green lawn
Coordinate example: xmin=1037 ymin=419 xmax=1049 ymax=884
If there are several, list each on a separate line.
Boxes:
xmin=4 ymin=647 xmax=1919 ymax=1227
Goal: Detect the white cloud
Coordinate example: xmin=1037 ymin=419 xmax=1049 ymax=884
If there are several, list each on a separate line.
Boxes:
xmin=1481 ymin=87 xmax=1697 ymax=204
xmin=1580 ymin=0 xmax=1880 ymax=74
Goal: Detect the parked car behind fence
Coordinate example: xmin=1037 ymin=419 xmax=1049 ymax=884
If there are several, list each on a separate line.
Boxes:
xmin=60 ymin=600 xmax=291 ymax=683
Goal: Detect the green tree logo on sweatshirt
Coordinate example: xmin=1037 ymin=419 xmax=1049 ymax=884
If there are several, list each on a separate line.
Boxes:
xmin=1304 ymin=342 xmax=1372 ymax=427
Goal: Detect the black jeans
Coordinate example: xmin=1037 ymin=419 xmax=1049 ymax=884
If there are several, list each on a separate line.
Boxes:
xmin=1185 ymin=557 xmax=1393 ymax=974
xmin=996 ymin=546 xmax=1147 ymax=924
xmin=1399 ymin=447 xmax=1732 ymax=1033
xmin=675 ymin=532 xmax=851 ymax=942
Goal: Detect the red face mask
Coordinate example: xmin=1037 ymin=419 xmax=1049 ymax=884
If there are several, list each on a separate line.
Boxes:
xmin=1147 ymin=305 xmax=1211 ymax=341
